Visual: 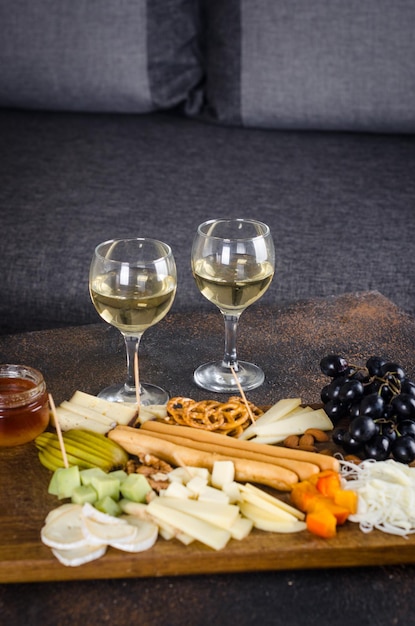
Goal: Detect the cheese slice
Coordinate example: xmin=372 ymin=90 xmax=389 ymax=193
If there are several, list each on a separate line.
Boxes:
xmin=158 ymin=496 xmax=240 ymax=530
xmin=238 ymin=398 xmax=302 ymax=439
xmin=239 ymin=490 xmax=298 ymax=522
xmin=137 ymin=404 xmax=168 ymax=424
xmin=241 ymin=483 xmax=305 ymax=520
xmin=239 ymin=501 xmax=307 ymax=533
xmin=69 ymin=390 xmax=137 ymax=425
xmin=60 ymin=401 xmax=116 ymax=426
xmin=257 ymin=398 xmax=303 ymax=423
xmin=276 ymin=406 xmax=315 ymax=421
xmin=147 ymin=498 xmax=231 ymax=550
xmin=55 ymin=407 xmax=110 ymax=434
xmin=229 ymin=515 xmax=253 ymax=540
xmin=248 ymin=408 xmax=333 ymax=439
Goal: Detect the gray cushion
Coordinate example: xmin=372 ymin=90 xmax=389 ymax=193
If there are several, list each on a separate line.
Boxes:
xmin=0 ymin=0 xmax=202 ymax=113
xmin=201 ymin=0 xmax=415 ymax=132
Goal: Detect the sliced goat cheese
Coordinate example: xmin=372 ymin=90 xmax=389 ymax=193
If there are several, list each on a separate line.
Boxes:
xmin=109 ymin=519 xmax=158 ymax=552
xmin=81 ymin=516 xmax=138 ymax=546
xmin=41 ymin=504 xmax=88 ymax=550
xmin=52 ymin=543 xmax=107 ymax=567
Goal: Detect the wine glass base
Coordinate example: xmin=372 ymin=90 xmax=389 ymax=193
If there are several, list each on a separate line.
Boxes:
xmin=193 ymin=360 xmax=265 ymax=393
xmin=97 ymin=382 xmax=169 ymax=406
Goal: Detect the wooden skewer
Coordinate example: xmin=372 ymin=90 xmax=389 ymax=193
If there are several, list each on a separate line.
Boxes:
xmin=172 ymin=453 xmax=195 ymax=479
xmin=48 ymin=393 xmax=69 ymax=468
xmin=230 ymin=365 xmax=256 ymax=425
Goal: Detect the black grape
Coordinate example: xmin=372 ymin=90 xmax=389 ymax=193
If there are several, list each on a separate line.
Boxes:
xmin=366 ymin=356 xmax=386 ymax=377
xmin=320 ymin=354 xmax=349 ymax=378
xmin=319 ymin=352 xmax=415 ymax=464
xmin=338 ymin=379 xmax=365 ymax=404
xmin=341 ymin=431 xmax=362 ymax=454
xmin=398 ymin=419 xmax=415 ymax=438
xmin=364 ymin=435 xmax=391 ymax=461
xmin=323 ymin=400 xmax=348 ymax=424
xmin=391 ymin=436 xmax=415 ymax=464
xmin=391 ymin=394 xmax=415 ymax=421
xmin=379 ymin=362 xmax=406 ymax=382
xmin=358 ymin=393 xmax=385 ymax=419
xmin=349 ymin=415 xmax=378 ymax=443
xmin=401 ymin=379 xmax=415 ymax=399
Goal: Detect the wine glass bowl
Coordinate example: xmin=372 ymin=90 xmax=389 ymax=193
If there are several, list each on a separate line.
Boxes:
xmin=191 ymin=218 xmax=275 ymax=392
xmin=89 ymin=238 xmax=176 ymax=405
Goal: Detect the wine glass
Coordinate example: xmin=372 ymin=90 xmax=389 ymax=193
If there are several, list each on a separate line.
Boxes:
xmin=89 ymin=238 xmax=177 ymax=405
xmin=191 ymin=218 xmax=275 ymax=393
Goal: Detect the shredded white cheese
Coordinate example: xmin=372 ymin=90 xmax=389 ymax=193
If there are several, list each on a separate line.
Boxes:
xmin=340 ymin=458 xmax=415 ymax=537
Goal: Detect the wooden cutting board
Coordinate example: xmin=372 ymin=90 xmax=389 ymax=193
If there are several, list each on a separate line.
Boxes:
xmin=2 ymin=291 xmax=415 ymax=583
xmin=3 ymin=438 xmax=415 ymax=584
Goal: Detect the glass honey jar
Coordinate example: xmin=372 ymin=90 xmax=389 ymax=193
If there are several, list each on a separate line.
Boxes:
xmin=0 ymin=364 xmax=49 ymax=447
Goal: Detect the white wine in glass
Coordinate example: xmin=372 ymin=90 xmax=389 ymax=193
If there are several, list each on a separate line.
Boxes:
xmin=89 ymin=238 xmax=176 ymax=405
xmin=191 ymin=218 xmax=275 ymax=392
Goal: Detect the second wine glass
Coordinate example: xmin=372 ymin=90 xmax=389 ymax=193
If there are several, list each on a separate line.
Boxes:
xmin=89 ymin=237 xmax=177 ymax=405
xmin=191 ymin=218 xmax=275 ymax=393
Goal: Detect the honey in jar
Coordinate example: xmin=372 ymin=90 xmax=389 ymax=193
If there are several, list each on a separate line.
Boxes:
xmin=0 ymin=364 xmax=49 ymax=447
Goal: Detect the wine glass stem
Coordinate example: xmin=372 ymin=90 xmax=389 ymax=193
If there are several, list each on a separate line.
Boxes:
xmin=222 ymin=314 xmax=240 ymax=371
xmin=123 ymin=333 xmax=143 ymax=393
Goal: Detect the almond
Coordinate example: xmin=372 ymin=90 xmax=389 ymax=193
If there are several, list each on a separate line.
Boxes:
xmin=305 ymin=428 xmax=330 ymax=443
xmin=299 ymin=433 xmax=315 ymax=448
xmin=298 ymin=444 xmax=318 ymax=452
xmin=283 ymin=434 xmax=300 ymax=449
xmin=319 ymin=448 xmax=335 ymax=456
xmin=344 ymin=454 xmax=362 ymax=464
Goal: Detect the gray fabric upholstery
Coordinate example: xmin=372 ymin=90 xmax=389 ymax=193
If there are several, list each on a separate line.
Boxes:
xmin=3 ymin=0 xmax=415 ymax=131
xmin=0 ymin=0 xmax=202 ymax=113
xmin=1 ymin=110 xmax=415 ymax=334
xmin=202 ymin=0 xmax=415 ymax=132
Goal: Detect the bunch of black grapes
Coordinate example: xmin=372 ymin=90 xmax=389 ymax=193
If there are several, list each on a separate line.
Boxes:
xmin=320 ymin=354 xmax=415 ymax=464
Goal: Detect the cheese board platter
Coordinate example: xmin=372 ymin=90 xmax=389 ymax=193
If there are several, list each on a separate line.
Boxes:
xmin=3 ymin=435 xmax=415 ymax=584
xmin=4 ymin=394 xmax=415 ymax=583
xmin=3 ymin=292 xmax=415 ymax=583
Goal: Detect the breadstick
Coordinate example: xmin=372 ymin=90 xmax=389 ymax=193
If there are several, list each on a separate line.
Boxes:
xmin=138 ymin=426 xmax=320 ymax=482
xmin=142 ymin=420 xmax=339 ymax=473
xmin=108 ymin=426 xmax=298 ymax=491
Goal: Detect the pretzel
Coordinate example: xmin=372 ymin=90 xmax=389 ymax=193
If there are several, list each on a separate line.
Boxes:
xmin=165 ymin=396 xmax=264 ymax=436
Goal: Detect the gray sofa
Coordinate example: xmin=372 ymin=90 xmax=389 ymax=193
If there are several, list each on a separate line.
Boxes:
xmin=1 ymin=0 xmax=415 ymax=335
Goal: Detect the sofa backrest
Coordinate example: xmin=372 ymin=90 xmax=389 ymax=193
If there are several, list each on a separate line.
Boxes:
xmin=0 ymin=0 xmax=203 ymax=114
xmin=1 ymin=0 xmax=415 ymax=133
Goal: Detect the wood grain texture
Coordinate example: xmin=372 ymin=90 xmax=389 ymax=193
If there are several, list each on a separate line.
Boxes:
xmin=1 ymin=291 xmax=415 ymax=583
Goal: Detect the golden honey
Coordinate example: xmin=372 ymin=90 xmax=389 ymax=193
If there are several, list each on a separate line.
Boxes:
xmin=0 ymin=365 xmax=49 ymax=447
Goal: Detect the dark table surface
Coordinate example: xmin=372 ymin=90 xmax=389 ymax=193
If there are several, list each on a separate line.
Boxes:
xmin=2 ymin=291 xmax=415 ymax=626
